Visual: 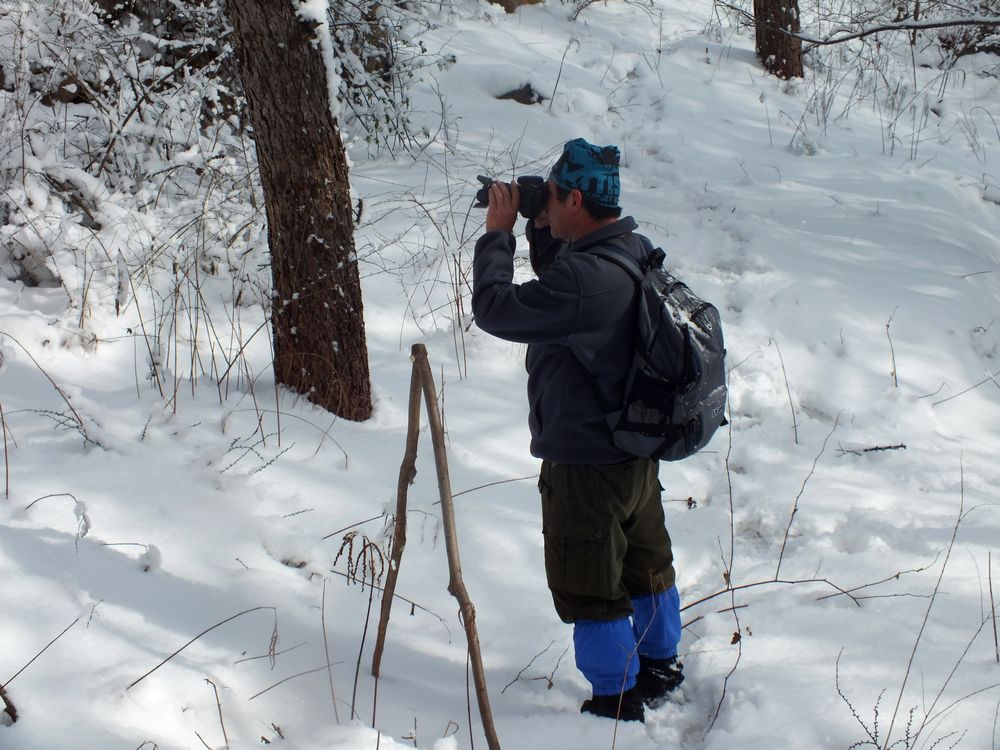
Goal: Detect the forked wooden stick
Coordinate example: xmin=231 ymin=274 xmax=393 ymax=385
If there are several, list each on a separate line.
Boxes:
xmin=370 ymin=344 xmax=500 ymax=750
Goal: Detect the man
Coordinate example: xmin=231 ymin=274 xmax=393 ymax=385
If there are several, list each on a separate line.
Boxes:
xmin=471 ymin=138 xmax=683 ymax=723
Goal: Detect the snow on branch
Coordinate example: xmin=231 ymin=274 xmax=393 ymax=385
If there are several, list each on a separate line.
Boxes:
xmin=717 ymin=2 xmax=1000 ymax=47
xmin=796 ymin=15 xmax=1000 ymax=47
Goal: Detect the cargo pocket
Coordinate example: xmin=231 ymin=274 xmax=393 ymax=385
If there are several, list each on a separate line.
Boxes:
xmin=541 ymin=511 xmax=617 ymax=600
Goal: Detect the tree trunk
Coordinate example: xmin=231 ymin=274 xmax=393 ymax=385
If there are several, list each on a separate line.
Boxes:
xmin=228 ymin=0 xmax=372 ymax=421
xmin=754 ymin=0 xmax=804 ymax=79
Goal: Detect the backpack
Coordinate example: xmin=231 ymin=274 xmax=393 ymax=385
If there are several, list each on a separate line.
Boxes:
xmin=586 ymin=242 xmax=727 ymax=461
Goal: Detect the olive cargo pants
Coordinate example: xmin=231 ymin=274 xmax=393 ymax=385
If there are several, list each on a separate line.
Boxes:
xmin=538 ymin=457 xmax=680 ymax=695
xmin=538 ymin=457 xmax=676 ymax=622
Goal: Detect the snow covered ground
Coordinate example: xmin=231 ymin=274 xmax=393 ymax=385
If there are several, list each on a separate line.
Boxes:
xmin=2 ymin=1 xmax=1000 ymax=749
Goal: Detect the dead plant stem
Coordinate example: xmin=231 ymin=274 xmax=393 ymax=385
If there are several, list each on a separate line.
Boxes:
xmin=1 ymin=401 xmax=10 ymax=499
xmin=0 ymin=332 xmax=100 ymax=446
xmin=204 ymin=678 xmax=228 ymax=748
xmin=707 ymin=587 xmax=743 ymax=734
xmin=351 ymin=575 xmax=377 ymax=721
xmin=681 ymin=575 xmax=861 ymax=612
xmin=769 ymin=338 xmax=799 ymax=444
xmin=451 ymin=474 xmax=538 ymax=499
xmin=881 ymin=460 xmax=965 ymax=749
xmin=775 ymin=413 xmax=841 ymax=578
xmin=2 ymin=617 xmax=80 ymax=688
xmin=248 ymin=661 xmax=343 ymax=701
xmin=128 ymin=607 xmax=276 ymax=690
xmin=321 ymin=579 xmax=341 ymax=723
xmin=725 ymin=370 xmax=735 ymax=582
xmin=992 ymin=551 xmax=999 ymax=664
xmin=886 ymin=307 xmax=899 ymax=388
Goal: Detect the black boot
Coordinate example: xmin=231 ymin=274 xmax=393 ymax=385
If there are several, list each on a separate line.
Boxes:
xmin=637 ymin=656 xmax=684 ymax=707
xmin=580 ymin=685 xmax=645 ymax=723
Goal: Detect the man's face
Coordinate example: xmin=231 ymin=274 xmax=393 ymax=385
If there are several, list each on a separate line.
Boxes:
xmin=536 ymin=179 xmax=577 ymax=241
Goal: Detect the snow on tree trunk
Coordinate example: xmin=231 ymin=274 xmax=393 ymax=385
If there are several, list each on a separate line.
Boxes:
xmin=754 ymin=0 xmax=804 ymax=79
xmin=228 ymin=0 xmax=373 ymax=421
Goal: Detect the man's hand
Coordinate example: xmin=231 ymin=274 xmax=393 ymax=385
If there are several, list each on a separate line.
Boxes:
xmin=485 ymin=181 xmax=519 ymax=234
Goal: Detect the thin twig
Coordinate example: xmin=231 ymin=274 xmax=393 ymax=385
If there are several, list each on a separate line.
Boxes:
xmin=816 ymin=554 xmax=943 ymax=601
xmin=321 ymin=580 xmax=341 ymax=724
xmin=501 ymin=640 xmax=558 ymax=693
xmin=128 ymin=607 xmax=276 ymax=690
xmin=352 ymin=563 xmax=378 ymax=721
xmin=549 ymin=38 xmax=580 ymax=110
xmin=205 ymin=679 xmax=228 ymax=748
xmin=2 ymin=617 xmax=80 ymax=688
xmin=725 ymin=369 xmax=735 ymax=583
xmin=681 ymin=575 xmax=861 ymax=612
xmin=836 ymin=650 xmax=880 ymax=746
xmin=233 ymin=642 xmax=305 ymax=665
xmin=707 ymin=587 xmax=743 ymax=734
xmin=248 ymin=661 xmax=344 ymax=701
xmin=991 ymin=551 xmax=999 ymax=664
xmin=0 ymin=401 xmax=10 ymax=499
xmin=452 ymin=474 xmax=538 ymax=499
xmin=323 ymin=513 xmax=385 ymax=540
xmin=769 ymin=338 xmax=798 ymax=444
xmin=0 ymin=332 xmax=102 ymax=447
xmin=776 ymin=413 xmax=841 ymax=578
xmin=881 ymin=460 xmax=965 ymax=749
xmin=916 ymin=623 xmax=1000 ymax=741
xmin=836 ymin=443 xmax=906 ymax=457
xmin=932 ymin=368 xmax=1000 ymax=406
xmin=993 ymin=700 xmax=1000 ymax=750
xmin=328 ymin=569 xmax=451 ymax=640
xmin=24 ymin=492 xmax=80 ymax=512
xmin=886 ymin=307 xmax=899 ymax=388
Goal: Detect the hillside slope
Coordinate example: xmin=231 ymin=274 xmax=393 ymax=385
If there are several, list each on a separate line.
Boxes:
xmin=2 ymin=1 xmax=1000 ymax=749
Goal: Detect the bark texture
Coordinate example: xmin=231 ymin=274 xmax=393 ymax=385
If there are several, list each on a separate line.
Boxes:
xmin=754 ymin=0 xmax=804 ymax=79
xmin=228 ymin=0 xmax=372 ymax=420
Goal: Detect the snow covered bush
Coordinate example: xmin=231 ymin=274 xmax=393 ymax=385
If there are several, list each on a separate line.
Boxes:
xmin=331 ymin=0 xmax=437 ymax=153
xmin=0 ymin=0 xmax=432 ymax=374
xmin=0 ymin=0 xmax=266 ymax=380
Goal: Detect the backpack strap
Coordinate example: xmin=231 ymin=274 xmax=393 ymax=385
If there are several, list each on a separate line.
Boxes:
xmin=586 ymin=241 xmax=666 ymax=283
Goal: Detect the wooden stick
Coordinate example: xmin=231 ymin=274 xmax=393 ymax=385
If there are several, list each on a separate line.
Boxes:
xmin=371 ymin=354 xmax=422 ymax=678
xmin=369 ymin=345 xmax=499 ymax=749
xmin=411 ymin=344 xmax=500 ymax=750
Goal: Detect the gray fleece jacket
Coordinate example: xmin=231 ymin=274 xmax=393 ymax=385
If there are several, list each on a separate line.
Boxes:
xmin=471 ymin=216 xmax=654 ymax=464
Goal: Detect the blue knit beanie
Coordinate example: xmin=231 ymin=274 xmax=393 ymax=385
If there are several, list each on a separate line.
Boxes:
xmin=549 ymin=138 xmax=621 ymax=208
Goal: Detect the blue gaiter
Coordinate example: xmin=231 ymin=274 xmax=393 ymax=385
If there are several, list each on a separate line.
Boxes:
xmin=632 ymin=586 xmax=682 ymax=659
xmin=573 ymin=618 xmax=639 ymax=696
